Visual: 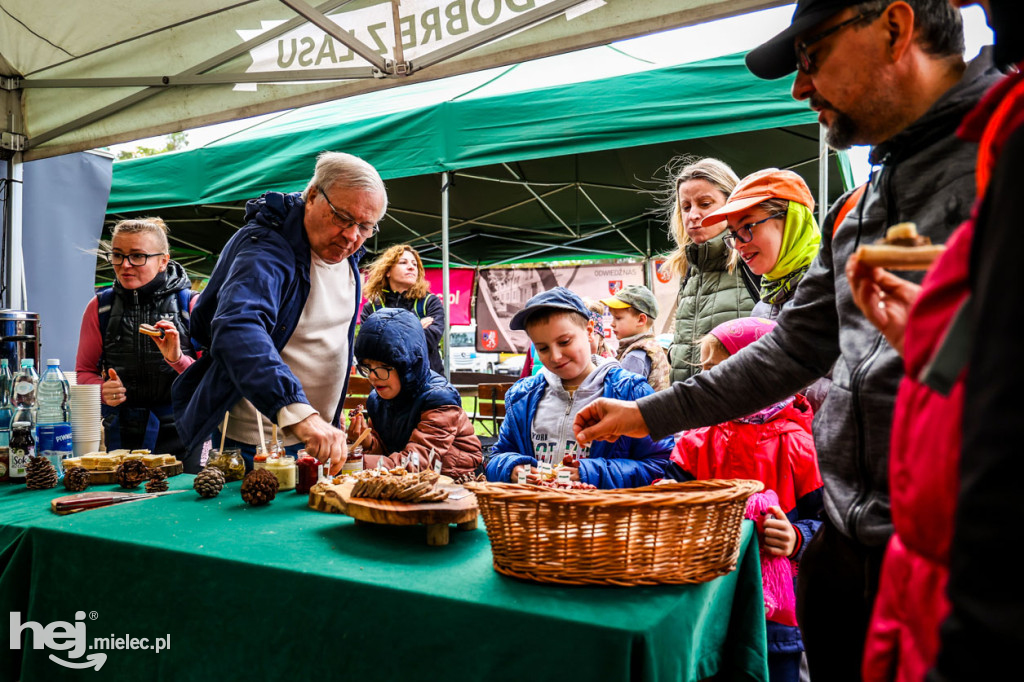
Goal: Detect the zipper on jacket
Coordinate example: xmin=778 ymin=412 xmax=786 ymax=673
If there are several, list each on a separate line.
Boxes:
xmin=844 ymin=162 xmax=896 ymax=542
xmin=689 ymin=258 xmax=705 ymax=367
xmin=844 ymin=334 xmax=886 ymax=542
xmin=133 ymin=290 xmax=142 ymax=400
xmin=557 ymin=390 xmax=577 ymax=461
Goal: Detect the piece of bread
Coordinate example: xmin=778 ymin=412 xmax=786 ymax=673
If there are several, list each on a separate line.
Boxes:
xmin=856 ymin=222 xmax=945 ymax=270
xmin=138 ymin=323 xmax=164 ymax=338
xmin=855 ymin=244 xmax=945 ymax=270
xmin=93 ymin=455 xmax=119 ymax=471
xmin=81 ymin=454 xmax=104 ymax=470
xmin=142 ymin=455 xmax=164 ymax=468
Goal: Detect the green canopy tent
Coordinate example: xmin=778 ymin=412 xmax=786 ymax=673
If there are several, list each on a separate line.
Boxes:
xmin=5 ymin=0 xmax=791 ymax=308
xmin=105 ymin=48 xmax=852 ymax=278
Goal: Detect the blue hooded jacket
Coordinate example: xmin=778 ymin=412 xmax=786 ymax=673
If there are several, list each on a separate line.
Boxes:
xmin=353 ymin=308 xmax=461 ymax=454
xmin=172 ymin=192 xmax=363 ymax=451
xmin=486 ymin=366 xmax=672 ymax=488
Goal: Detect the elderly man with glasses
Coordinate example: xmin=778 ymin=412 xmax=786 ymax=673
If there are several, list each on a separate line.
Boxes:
xmin=573 ymin=2 xmax=1003 ymax=680
xmin=173 ymin=151 xmax=386 ymax=474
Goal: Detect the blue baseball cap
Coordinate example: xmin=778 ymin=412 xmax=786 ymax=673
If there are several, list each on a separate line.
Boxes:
xmin=509 ymin=287 xmax=590 ymax=331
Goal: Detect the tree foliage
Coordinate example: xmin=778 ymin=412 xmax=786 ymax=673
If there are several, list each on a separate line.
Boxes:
xmin=116 ymin=132 xmax=189 ymax=160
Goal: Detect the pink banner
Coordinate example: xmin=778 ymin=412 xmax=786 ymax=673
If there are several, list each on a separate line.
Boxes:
xmin=359 ymin=267 xmax=474 ymax=326
xmin=424 ymin=268 xmax=474 ymax=326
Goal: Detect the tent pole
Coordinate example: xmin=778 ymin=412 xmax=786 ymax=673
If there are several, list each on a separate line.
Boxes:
xmin=818 ymin=126 xmax=828 ymax=224
xmin=4 ymin=154 xmax=26 ymax=309
xmin=441 ymin=172 xmax=451 ymax=381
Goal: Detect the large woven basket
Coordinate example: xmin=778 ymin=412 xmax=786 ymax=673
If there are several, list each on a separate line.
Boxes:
xmin=465 ymin=479 xmax=763 ymax=586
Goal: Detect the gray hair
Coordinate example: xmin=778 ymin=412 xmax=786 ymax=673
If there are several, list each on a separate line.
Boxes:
xmin=109 ymin=217 xmax=170 ymax=253
xmin=302 ymin=151 xmax=388 ymax=219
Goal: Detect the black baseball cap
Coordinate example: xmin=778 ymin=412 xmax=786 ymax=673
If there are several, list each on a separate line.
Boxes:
xmin=509 ymin=287 xmax=590 ymax=331
xmin=745 ymin=0 xmax=862 ymax=80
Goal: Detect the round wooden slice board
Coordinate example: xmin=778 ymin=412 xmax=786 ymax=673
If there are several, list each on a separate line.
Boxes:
xmin=309 ymin=480 xmax=478 ymax=526
xmin=84 ymin=461 xmax=183 ymax=485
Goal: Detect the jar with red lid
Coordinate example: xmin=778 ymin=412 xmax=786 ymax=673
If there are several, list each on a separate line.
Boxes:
xmin=295 ymin=450 xmax=321 ymax=494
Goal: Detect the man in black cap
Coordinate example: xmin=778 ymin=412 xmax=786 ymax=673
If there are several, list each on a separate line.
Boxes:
xmin=574 ymin=2 xmax=1003 ymax=680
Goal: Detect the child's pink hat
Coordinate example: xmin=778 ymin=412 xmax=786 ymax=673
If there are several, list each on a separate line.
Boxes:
xmin=709 ymin=317 xmax=777 ymax=356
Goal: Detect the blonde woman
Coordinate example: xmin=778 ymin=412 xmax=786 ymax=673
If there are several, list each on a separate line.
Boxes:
xmin=662 ymin=157 xmax=757 ymax=382
xmin=361 ymin=244 xmax=445 ymax=373
xmin=75 ymin=218 xmax=198 ymax=464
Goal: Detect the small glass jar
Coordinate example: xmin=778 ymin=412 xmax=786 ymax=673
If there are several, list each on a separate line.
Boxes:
xmin=207 ymin=448 xmax=245 ymax=481
xmin=341 ymin=446 xmax=363 ymax=476
xmin=266 ymin=455 xmax=296 ymax=491
xmin=295 ymin=451 xmax=321 ymax=494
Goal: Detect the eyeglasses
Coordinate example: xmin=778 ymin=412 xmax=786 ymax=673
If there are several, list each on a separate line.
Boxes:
xmin=796 ymin=9 xmax=884 ymax=75
xmin=356 ymin=364 xmax=396 ymax=381
xmin=723 ymin=213 xmax=786 ymax=249
xmin=106 ymin=252 xmax=166 ymax=266
xmin=317 ymin=185 xmax=379 ymax=238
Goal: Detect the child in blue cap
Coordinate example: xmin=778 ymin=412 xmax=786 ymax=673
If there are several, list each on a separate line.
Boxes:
xmin=485 ymin=287 xmax=671 ymax=488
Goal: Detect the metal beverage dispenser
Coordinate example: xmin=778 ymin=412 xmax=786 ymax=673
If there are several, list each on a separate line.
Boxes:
xmin=0 ymin=310 xmax=42 ymax=370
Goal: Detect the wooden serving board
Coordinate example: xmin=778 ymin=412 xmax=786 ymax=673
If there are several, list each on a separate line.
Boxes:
xmin=309 ymin=480 xmax=478 ymax=546
xmin=83 ymin=462 xmax=183 ymax=485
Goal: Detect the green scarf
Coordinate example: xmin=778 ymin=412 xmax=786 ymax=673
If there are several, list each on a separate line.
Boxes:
xmin=760 ymin=201 xmax=820 ymax=304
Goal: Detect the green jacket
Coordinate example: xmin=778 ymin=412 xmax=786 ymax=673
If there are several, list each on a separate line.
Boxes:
xmin=668 ymin=238 xmax=755 ymax=383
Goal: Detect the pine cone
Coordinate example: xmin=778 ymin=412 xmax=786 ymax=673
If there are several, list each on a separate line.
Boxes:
xmin=240 ymin=469 xmax=279 ymax=506
xmin=26 ymin=456 xmax=59 ymax=490
xmin=115 ymin=459 xmax=149 ymax=489
xmin=63 ymin=466 xmax=91 ymax=492
xmin=194 ymin=466 xmax=226 ymax=498
xmin=146 ymin=467 xmax=169 ymax=493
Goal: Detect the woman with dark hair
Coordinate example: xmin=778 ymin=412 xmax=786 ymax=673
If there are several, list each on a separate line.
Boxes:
xmin=361 ymin=244 xmax=445 ymax=374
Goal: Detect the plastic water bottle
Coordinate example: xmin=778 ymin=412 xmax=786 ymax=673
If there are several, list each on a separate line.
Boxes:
xmin=10 ymin=359 xmax=38 ymax=480
xmin=36 ymin=359 xmax=72 ymax=478
xmin=0 ymin=359 xmax=13 ymax=448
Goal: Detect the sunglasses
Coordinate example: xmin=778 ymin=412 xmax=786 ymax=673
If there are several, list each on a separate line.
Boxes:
xmin=795 ymin=9 xmax=884 ymax=75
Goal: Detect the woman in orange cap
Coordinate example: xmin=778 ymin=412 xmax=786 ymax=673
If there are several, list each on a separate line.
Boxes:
xmin=702 ymin=169 xmax=820 ymax=320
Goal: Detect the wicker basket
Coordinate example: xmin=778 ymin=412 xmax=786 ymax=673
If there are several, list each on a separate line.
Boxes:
xmin=464 ymin=479 xmax=763 ymax=586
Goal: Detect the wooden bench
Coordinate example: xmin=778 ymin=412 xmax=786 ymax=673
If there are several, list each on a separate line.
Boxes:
xmin=476 ymin=383 xmax=514 ymax=436
xmin=343 ymin=376 xmax=373 ymax=411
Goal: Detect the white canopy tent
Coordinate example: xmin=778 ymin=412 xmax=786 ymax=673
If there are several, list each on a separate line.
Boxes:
xmin=2 ymin=0 xmax=790 ymax=308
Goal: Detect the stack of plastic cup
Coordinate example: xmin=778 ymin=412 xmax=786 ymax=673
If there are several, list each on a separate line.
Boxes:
xmin=69 ymin=384 xmax=103 ymax=456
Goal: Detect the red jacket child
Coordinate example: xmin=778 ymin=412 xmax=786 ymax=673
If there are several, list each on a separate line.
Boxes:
xmin=663 ymin=317 xmax=824 ymax=682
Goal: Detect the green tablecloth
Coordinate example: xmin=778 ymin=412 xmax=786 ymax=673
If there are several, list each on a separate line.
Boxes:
xmin=1 ymin=476 xmax=767 ymax=681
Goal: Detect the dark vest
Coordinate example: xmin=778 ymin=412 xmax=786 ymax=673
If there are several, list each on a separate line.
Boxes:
xmin=100 ymin=265 xmax=196 ymax=408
